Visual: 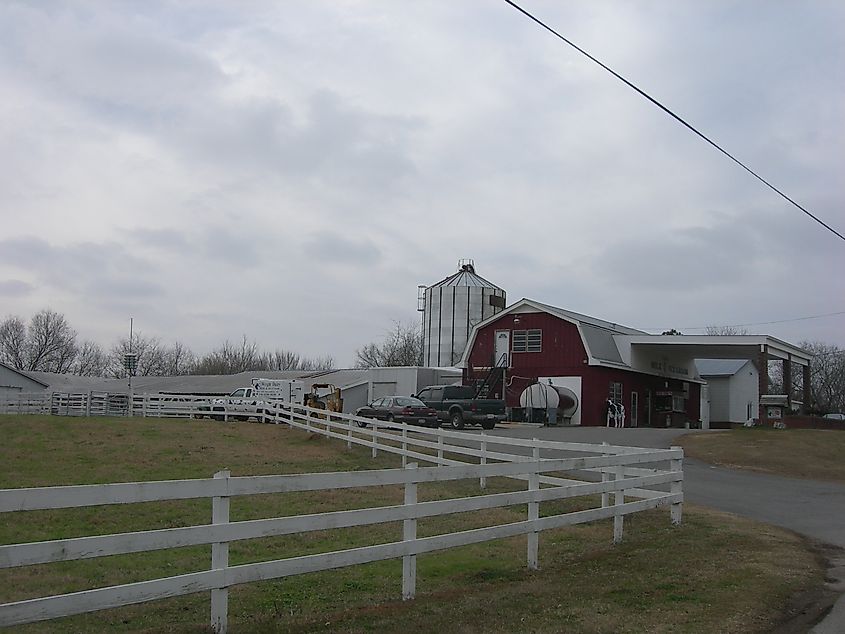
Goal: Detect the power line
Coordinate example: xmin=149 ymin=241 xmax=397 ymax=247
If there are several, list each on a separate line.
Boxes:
xmin=640 ymin=309 xmax=845 ymax=332
xmin=503 ymin=0 xmax=845 ymax=243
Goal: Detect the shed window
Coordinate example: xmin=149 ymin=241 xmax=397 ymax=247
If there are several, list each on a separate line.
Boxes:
xmin=513 ymin=329 xmax=542 ymax=353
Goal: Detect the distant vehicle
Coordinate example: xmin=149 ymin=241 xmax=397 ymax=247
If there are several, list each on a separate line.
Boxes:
xmin=414 ymin=385 xmax=506 ymax=430
xmin=822 ymin=413 xmax=845 ymax=421
xmin=355 ymin=396 xmax=438 ymax=428
xmin=200 ymin=378 xmax=305 ymax=421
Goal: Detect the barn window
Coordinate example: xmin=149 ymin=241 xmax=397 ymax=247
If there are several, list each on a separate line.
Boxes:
xmin=513 ymin=329 xmax=542 ymax=353
xmin=609 ymin=381 xmax=623 ymax=403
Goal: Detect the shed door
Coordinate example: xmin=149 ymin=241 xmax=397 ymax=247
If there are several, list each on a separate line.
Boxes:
xmin=630 ymin=392 xmax=639 ymax=427
xmin=494 ymin=330 xmax=510 ymax=367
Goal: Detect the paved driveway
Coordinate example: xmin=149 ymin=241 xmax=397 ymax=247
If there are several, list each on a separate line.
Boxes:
xmin=485 ymin=425 xmax=845 ymax=631
xmin=489 ymin=425 xmax=845 ymax=548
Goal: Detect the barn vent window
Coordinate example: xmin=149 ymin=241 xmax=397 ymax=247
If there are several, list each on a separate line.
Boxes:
xmin=513 ymin=329 xmax=542 ymax=353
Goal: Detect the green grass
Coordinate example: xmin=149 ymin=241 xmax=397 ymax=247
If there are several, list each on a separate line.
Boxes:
xmin=679 ymin=427 xmax=845 ymax=483
xmin=0 ymin=415 xmax=825 ymax=633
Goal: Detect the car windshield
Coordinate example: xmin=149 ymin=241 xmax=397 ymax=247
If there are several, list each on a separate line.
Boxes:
xmin=395 ymin=397 xmax=426 ymax=407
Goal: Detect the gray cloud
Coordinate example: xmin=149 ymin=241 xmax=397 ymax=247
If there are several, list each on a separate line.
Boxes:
xmin=0 ymin=279 xmax=33 ymax=298
xmin=0 ymin=1 xmax=842 ymax=363
xmin=300 ymin=230 xmax=382 ymax=267
xmin=0 ymin=237 xmax=166 ymax=301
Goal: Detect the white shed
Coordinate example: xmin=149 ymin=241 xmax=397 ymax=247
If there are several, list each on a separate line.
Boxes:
xmin=0 ymin=362 xmax=49 ymax=397
xmin=696 ymin=359 xmax=758 ymax=425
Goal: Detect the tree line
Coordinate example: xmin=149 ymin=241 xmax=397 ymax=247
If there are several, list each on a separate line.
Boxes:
xmin=6 ymin=309 xmax=837 ymax=414
xmin=0 ymin=310 xmax=335 ymax=377
xmin=769 ymin=341 xmax=845 ymax=416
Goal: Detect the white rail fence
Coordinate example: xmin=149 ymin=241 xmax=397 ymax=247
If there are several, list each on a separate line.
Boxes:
xmin=269 ymin=403 xmax=682 ymax=505
xmin=0 ymin=461 xmax=682 ymax=631
xmin=0 ymin=398 xmax=684 ymax=632
xmin=0 ymin=392 xmax=212 ymax=418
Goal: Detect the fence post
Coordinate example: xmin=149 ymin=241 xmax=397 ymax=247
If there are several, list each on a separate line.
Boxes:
xmin=211 ymin=469 xmax=230 ymax=633
xmin=613 ymin=464 xmax=624 ymax=544
xmin=85 ymin=391 xmax=91 ymax=417
xmin=670 ymin=446 xmax=683 ymax=525
xmin=527 ymin=439 xmax=540 ymax=570
xmin=437 ymin=432 xmax=444 ymax=464
xmin=480 ymin=431 xmax=487 ymax=490
xmin=371 ymin=421 xmax=378 ymax=458
xmin=401 ymin=426 xmax=408 ymax=468
xmin=600 ymin=442 xmax=609 ymax=508
xmin=347 ymin=416 xmax=353 ymax=449
xmin=402 ymin=462 xmax=418 ymax=600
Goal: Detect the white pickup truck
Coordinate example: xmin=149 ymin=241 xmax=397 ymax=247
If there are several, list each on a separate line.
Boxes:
xmin=204 ymin=378 xmax=305 ymax=421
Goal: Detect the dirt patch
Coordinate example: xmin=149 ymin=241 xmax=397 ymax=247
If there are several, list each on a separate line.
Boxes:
xmin=773 ymin=540 xmax=844 ymax=633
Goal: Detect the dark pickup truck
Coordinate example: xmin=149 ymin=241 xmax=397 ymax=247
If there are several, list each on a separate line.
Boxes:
xmin=414 ymin=385 xmax=507 ymax=430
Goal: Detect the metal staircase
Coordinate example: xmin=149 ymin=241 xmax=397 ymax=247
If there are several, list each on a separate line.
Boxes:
xmin=474 ymin=353 xmax=508 ymax=398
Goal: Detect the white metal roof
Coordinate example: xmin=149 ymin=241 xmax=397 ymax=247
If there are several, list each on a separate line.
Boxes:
xmin=695 ymin=359 xmax=750 ymax=377
xmin=617 ymin=335 xmax=812 ymax=365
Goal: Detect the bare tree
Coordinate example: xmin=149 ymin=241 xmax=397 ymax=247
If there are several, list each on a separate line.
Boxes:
xmin=190 ymin=337 xmax=334 ymax=375
xmin=0 ymin=316 xmax=27 ymax=369
xmin=190 ymin=336 xmax=264 ymax=375
xmin=162 ymin=341 xmax=195 ymax=376
xmin=109 ymin=334 xmax=179 ymax=377
xmin=355 ymin=322 xmax=422 ymax=368
xmin=263 ymin=349 xmax=334 ymax=371
xmin=298 ymin=354 xmax=335 ymax=371
xmin=793 ymin=341 xmax=842 ymax=414
xmin=13 ymin=310 xmax=78 ymax=373
xmin=705 ymin=325 xmax=750 ymax=336
xmin=265 ymin=349 xmax=302 ymax=371
xmin=73 ymin=340 xmax=109 ymax=377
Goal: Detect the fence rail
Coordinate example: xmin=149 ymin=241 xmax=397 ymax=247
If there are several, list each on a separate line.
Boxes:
xmin=0 ymin=392 xmax=211 ymax=418
xmin=0 ymin=395 xmax=683 ymax=632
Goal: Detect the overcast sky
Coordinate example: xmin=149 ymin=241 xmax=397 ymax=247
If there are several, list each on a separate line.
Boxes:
xmin=1 ymin=0 xmax=843 ymax=366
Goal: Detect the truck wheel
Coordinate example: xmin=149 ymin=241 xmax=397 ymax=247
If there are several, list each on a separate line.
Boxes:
xmin=481 ymin=420 xmax=496 ymax=430
xmin=450 ymin=412 xmax=465 ymax=430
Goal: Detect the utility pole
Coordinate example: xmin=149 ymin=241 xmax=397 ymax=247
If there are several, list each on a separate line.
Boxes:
xmin=124 ymin=318 xmax=137 ymax=415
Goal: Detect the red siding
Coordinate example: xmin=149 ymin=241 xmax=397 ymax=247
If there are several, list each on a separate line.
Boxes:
xmin=466 ymin=311 xmax=703 ymax=427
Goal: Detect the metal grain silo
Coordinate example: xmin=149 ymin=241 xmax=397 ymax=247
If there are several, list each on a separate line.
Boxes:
xmin=419 ymin=260 xmax=506 ymax=367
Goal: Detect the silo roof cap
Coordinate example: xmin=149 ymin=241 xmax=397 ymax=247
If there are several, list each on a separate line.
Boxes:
xmin=429 ymin=265 xmax=504 ymax=290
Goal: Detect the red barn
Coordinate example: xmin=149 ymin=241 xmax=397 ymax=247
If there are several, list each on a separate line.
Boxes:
xmin=458 ymin=297 xmax=817 ymax=428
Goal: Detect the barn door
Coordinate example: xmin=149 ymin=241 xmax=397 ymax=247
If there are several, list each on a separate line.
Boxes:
xmin=494 ymin=330 xmax=510 ymax=367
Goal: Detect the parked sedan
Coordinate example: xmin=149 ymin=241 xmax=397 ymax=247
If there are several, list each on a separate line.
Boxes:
xmin=355 ymin=396 xmax=439 ymax=427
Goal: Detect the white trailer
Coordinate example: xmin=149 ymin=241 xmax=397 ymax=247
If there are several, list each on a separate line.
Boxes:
xmin=209 ymin=379 xmax=304 ymax=421
xmin=251 ymin=378 xmax=305 ymax=405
